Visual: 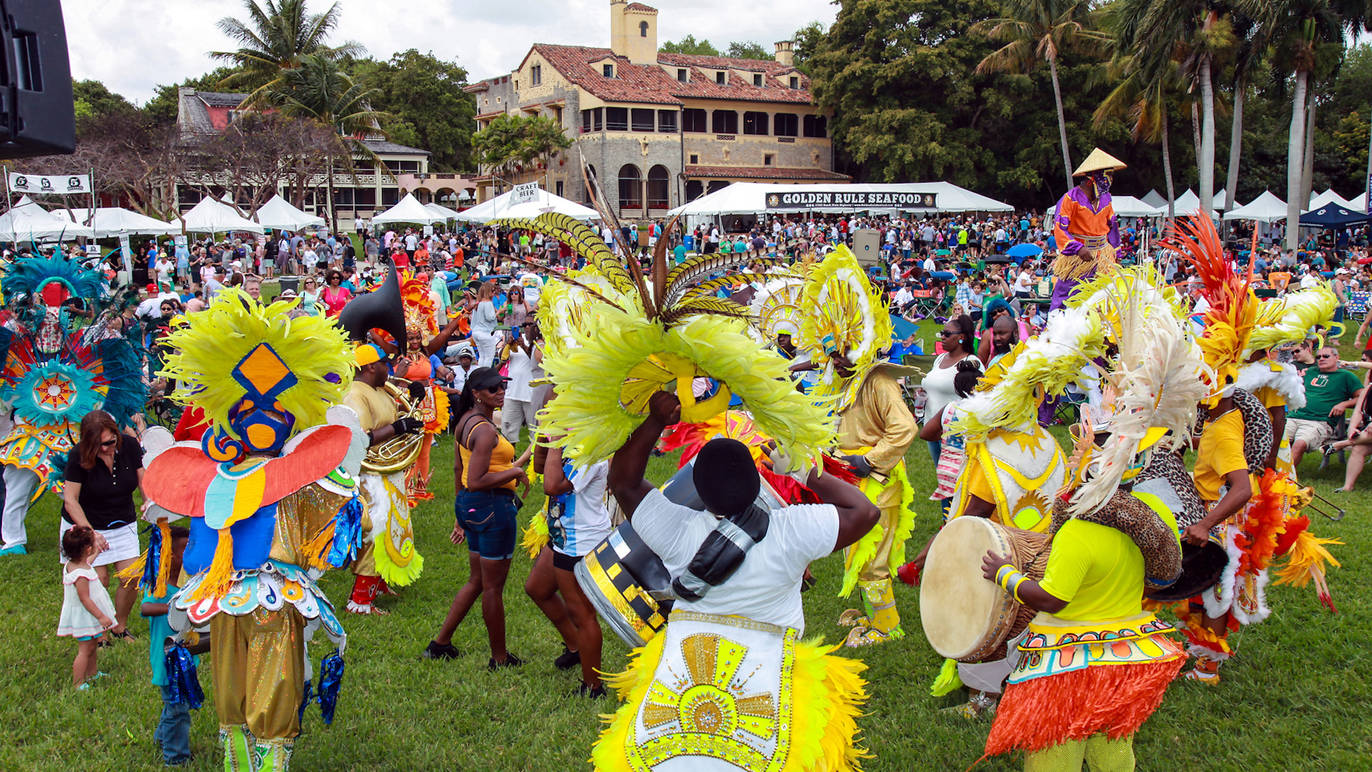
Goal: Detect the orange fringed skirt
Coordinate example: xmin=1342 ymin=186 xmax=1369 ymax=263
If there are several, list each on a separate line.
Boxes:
xmin=984 ymin=657 xmax=1182 ymax=757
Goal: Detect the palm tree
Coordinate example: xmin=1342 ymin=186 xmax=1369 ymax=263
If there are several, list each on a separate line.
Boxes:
xmin=213 ymin=0 xmax=362 ymax=106
xmin=269 ymin=54 xmax=385 ymax=230
xmin=974 ymin=0 xmax=1113 ymax=190
xmin=1221 ymin=12 xmax=1269 ymax=220
xmin=1094 ymin=55 xmax=1183 ymax=219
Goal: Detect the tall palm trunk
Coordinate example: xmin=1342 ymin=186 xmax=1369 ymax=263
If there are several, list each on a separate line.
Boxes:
xmin=1162 ymin=116 xmax=1176 ymax=221
xmin=1198 ymin=58 xmax=1216 ymax=218
xmin=1285 ymin=69 xmax=1309 ymax=250
xmin=1300 ymin=95 xmax=1317 ymax=208
xmin=1048 ymin=55 xmax=1073 ymax=190
xmin=1223 ymin=79 xmax=1246 ymax=217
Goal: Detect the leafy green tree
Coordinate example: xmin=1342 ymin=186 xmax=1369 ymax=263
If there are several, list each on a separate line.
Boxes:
xmin=974 ymin=0 xmax=1111 ymax=189
xmin=725 ymin=41 xmax=772 ymax=60
xmin=473 ymin=114 xmax=571 ymax=188
xmin=213 ymin=0 xmax=362 ymax=106
xmin=659 ymin=35 xmax=720 ymax=56
xmin=73 ymin=80 xmax=137 ymax=134
xmin=350 ymin=50 xmax=475 ymax=171
xmin=792 ymin=22 xmax=826 ymax=73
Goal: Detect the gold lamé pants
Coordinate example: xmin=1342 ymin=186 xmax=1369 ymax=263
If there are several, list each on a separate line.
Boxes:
xmin=211 ymin=607 xmax=306 ymax=742
xmin=858 ymin=478 xmax=904 ymax=583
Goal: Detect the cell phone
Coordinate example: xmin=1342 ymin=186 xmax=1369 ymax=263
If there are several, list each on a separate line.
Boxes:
xmin=511 ymin=327 xmax=520 ymax=340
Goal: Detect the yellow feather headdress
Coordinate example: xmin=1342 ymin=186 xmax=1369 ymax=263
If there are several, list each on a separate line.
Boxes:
xmin=1162 ymin=216 xmax=1255 ymax=400
xmin=161 ymin=290 xmax=354 ymax=439
xmin=798 ymin=246 xmax=892 ymax=409
xmin=1247 ymin=284 xmax=1338 ymax=354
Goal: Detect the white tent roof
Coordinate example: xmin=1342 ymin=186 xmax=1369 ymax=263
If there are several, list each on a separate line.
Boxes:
xmin=372 ymin=193 xmax=447 ymax=225
xmin=179 ymin=197 xmax=264 ymax=234
xmin=58 ymin=207 xmax=180 ymax=237
xmin=253 ymin=195 xmax=324 ymax=231
xmin=1047 ymin=194 xmax=1162 ymax=219
xmin=1141 ymin=189 xmax=1167 ymax=208
xmin=424 ymin=201 xmax=463 ymax=221
xmin=667 ymin=181 xmax=1013 ymax=217
xmin=1348 ymin=192 xmax=1367 ymax=213
xmin=1222 ymin=191 xmax=1288 ymax=223
xmin=1213 ymin=188 xmax=1231 ymax=210
xmin=0 ymin=197 xmax=95 ymax=241
xmin=1306 ymin=189 xmax=1352 ymax=212
xmin=1171 ymin=189 xmax=1216 ymax=216
xmin=460 ymin=187 xmax=599 ymax=222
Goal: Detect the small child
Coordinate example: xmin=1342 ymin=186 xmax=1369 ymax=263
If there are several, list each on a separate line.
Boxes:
xmin=57 ymin=525 xmax=120 ymax=689
xmin=141 ymin=525 xmax=196 ymax=767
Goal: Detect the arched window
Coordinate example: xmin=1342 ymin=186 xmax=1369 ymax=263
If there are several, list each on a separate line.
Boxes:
xmin=618 ymin=164 xmax=642 ymax=209
xmin=640 ymin=21 xmax=649 ymax=37
xmin=647 ymin=165 xmax=670 ymax=209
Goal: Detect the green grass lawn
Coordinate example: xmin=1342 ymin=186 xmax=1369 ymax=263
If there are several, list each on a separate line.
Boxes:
xmin=2 ymin=338 xmax=1369 ymax=769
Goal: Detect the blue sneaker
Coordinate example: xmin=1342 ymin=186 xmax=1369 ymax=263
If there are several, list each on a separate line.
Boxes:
xmin=0 ymin=544 xmax=26 ymax=557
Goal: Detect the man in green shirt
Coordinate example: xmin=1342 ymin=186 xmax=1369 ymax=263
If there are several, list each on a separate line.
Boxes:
xmin=1285 ymin=346 xmax=1364 ymax=467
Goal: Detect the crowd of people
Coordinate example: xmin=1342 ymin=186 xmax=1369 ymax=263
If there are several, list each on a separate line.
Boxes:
xmin=6 ymin=157 xmax=1369 ymax=771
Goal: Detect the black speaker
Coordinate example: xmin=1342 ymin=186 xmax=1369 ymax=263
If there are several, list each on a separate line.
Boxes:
xmin=0 ymin=0 xmax=73 ymax=159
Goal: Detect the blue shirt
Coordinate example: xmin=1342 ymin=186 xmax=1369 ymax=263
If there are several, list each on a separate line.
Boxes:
xmin=144 ymin=585 xmax=181 ymax=686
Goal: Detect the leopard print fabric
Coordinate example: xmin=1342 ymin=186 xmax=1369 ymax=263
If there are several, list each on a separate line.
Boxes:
xmin=1196 ymin=388 xmax=1273 ymax=471
xmin=1137 ymin=448 xmax=1206 ymax=529
xmin=1051 ymin=489 xmax=1183 ymax=587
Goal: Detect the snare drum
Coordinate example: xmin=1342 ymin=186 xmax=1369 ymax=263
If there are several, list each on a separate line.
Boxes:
xmin=575 ymin=522 xmax=675 ymax=647
xmin=919 ymin=516 xmax=1050 ymax=662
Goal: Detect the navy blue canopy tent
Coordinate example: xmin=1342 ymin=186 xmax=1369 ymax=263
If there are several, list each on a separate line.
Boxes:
xmin=1299 ymin=204 xmax=1372 ymax=227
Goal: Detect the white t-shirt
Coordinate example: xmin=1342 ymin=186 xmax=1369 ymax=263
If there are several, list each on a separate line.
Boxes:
xmin=631 ymin=488 xmax=838 ymax=634
xmin=505 ymin=344 xmax=537 ymax=402
xmin=550 ymin=460 xmax=611 ymax=557
xmin=1013 ymin=270 xmax=1034 ymax=293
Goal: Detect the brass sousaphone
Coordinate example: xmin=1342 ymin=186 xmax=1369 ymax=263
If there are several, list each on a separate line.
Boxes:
xmin=338 ymin=256 xmax=423 ymax=473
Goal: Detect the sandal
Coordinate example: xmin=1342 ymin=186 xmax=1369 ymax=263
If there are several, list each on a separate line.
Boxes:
xmin=111 ymin=630 xmax=136 ymax=642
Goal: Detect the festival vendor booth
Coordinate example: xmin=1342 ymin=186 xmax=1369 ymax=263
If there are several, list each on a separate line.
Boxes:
xmin=59 ymin=207 xmax=181 ymax=237
xmin=253 ymin=194 xmax=325 ymax=232
xmin=424 ymin=201 xmax=463 ymax=223
xmin=667 ymin=181 xmax=1013 ymax=229
xmin=370 ymin=193 xmax=449 ymax=226
xmin=177 ymin=197 xmax=265 ymax=235
xmin=0 ymin=197 xmax=95 ymax=243
xmin=457 ymin=185 xmax=599 ymax=223
xmin=1223 ymin=192 xmax=1287 ymax=224
xmin=1299 ymin=202 xmax=1372 ymax=228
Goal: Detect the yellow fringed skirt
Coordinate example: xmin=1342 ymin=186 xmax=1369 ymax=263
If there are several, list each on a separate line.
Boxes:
xmin=592 ymin=610 xmax=869 ymax=772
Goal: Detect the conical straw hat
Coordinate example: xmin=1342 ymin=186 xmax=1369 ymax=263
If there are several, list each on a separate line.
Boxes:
xmin=1072 ymin=148 xmax=1127 ymax=176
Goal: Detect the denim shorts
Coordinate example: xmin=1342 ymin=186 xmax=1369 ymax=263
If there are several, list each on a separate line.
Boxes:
xmin=455 ymin=489 xmax=518 ymax=561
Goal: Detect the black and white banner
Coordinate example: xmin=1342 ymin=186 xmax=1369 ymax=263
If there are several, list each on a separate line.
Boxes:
xmin=8 ymin=172 xmax=92 ymax=195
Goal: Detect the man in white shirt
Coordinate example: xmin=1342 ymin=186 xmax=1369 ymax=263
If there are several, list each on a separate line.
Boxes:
xmin=1299 ymin=264 xmax=1321 ymax=289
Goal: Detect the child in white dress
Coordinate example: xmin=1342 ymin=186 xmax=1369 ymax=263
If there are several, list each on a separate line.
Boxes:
xmin=57 ymin=525 xmax=119 ymax=689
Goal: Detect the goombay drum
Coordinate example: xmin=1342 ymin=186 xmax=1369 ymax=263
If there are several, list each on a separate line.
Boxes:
xmin=576 ymin=521 xmax=675 ymax=648
xmin=920 ymin=516 xmax=1050 ymax=662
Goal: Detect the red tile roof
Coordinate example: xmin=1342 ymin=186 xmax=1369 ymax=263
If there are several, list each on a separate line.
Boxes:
xmin=685 ymin=165 xmax=850 ymax=181
xmin=624 ymin=2 xmax=657 ymax=11
xmin=528 ymin=44 xmax=812 ymax=106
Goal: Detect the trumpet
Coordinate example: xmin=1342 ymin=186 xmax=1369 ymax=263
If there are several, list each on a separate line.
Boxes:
xmin=362 ymin=380 xmax=424 ymax=474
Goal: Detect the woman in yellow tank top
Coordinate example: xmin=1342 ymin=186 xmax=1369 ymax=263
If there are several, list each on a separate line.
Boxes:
xmin=422 ymin=367 xmax=531 ymax=669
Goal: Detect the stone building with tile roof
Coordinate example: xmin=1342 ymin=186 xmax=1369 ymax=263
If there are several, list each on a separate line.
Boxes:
xmin=467 ymin=0 xmax=846 ymax=218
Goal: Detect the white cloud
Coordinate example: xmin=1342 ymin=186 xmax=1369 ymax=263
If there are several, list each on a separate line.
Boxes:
xmin=62 ymin=0 xmax=838 ymax=103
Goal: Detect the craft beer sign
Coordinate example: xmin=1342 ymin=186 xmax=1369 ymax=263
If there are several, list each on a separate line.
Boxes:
xmin=765 ymin=189 xmax=937 ymax=210
xmin=8 ymin=172 xmax=92 ymax=195
xmin=510 ymin=182 xmax=540 ymax=206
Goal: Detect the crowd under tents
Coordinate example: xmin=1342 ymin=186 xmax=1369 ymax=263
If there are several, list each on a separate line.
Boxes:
xmin=666 ymin=182 xmax=1014 ymax=218
xmin=178 ymin=197 xmax=264 ymax=235
xmin=253 ymin=194 xmax=324 ymax=231
xmin=458 ymin=187 xmax=599 ymax=222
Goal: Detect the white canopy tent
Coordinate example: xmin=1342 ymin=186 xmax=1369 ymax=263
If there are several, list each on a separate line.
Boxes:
xmin=1213 ymin=188 xmax=1230 ymax=210
xmin=1306 ymin=189 xmax=1353 ymax=212
xmin=253 ymin=195 xmax=324 ymax=231
xmin=58 ymin=207 xmax=180 ymax=237
xmin=1170 ymin=189 xmax=1217 ymax=217
xmin=371 ymin=193 xmax=448 ymax=226
xmin=1222 ymin=191 xmax=1288 ymax=223
xmin=459 ymin=187 xmax=599 ymax=222
xmin=424 ymin=201 xmax=463 ymax=221
xmin=1141 ymin=189 xmax=1168 ymax=209
xmin=0 ymin=197 xmax=95 ymax=241
xmin=179 ymin=197 xmax=265 ymax=234
xmin=1047 ymin=194 xmax=1162 ymax=219
xmin=1348 ymin=192 xmax=1367 ymax=213
xmin=667 ymin=181 xmax=1014 ymax=217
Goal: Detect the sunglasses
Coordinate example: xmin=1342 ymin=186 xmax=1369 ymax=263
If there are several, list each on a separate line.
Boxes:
xmin=100 ymin=439 xmax=117 ymax=448
xmin=483 ymin=383 xmax=506 ymax=393
xmin=1317 ymin=353 xmax=1335 ymax=359
xmin=939 ymin=329 xmax=957 ymax=337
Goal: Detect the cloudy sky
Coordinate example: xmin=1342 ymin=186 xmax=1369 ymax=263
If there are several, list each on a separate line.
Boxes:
xmin=64 ymin=0 xmax=839 ymax=104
